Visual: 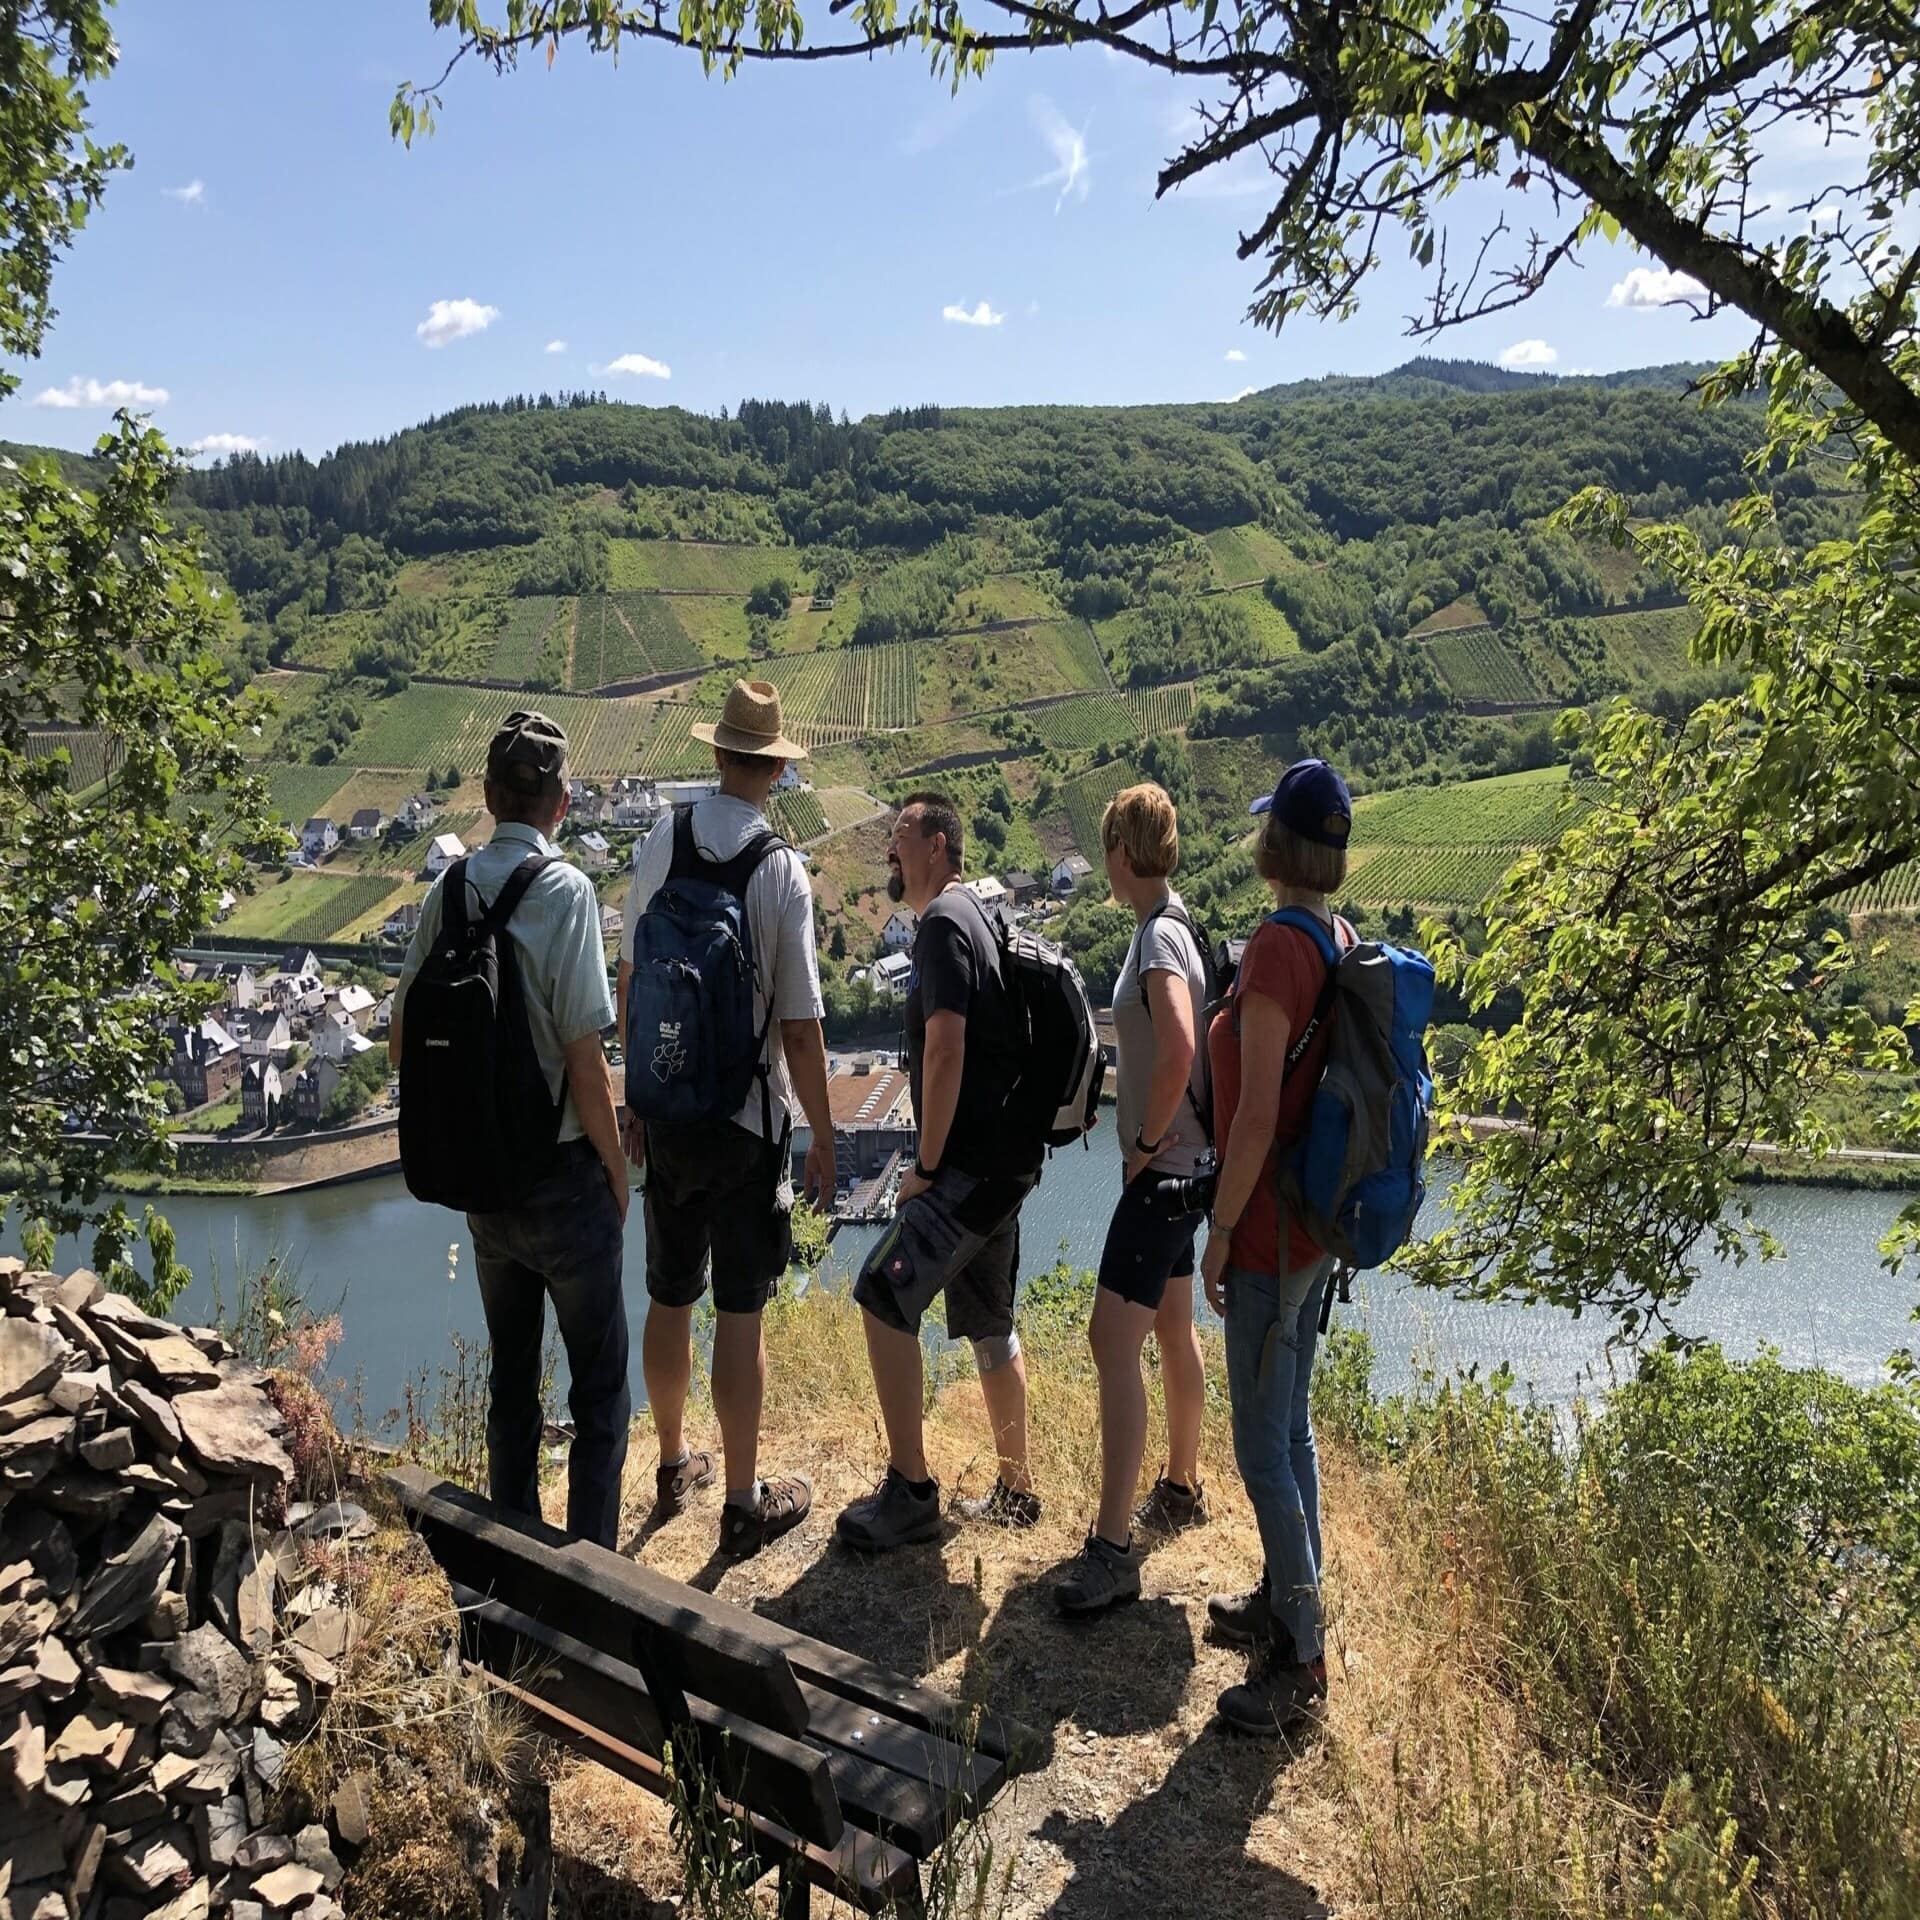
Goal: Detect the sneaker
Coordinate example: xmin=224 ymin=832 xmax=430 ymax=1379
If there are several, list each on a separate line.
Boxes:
xmin=836 ymin=1467 xmax=943 ymax=1553
xmin=1054 ymin=1532 xmax=1143 ymax=1616
xmin=718 ymin=1474 xmax=812 ymax=1559
xmin=954 ymin=1479 xmax=1043 ymax=1530
xmin=1134 ymin=1474 xmax=1210 ymax=1536
xmin=1205 ymin=1582 xmax=1272 ymax=1647
xmin=1216 ymin=1640 xmax=1329 ymax=1737
xmin=653 ymin=1448 xmax=716 ymax=1519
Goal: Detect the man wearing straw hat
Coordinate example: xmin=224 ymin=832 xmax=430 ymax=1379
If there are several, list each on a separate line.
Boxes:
xmin=619 ymin=678 xmax=836 ymax=1559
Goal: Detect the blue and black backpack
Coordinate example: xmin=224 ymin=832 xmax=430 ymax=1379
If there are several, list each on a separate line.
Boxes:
xmin=624 ymin=808 xmax=786 ymax=1137
xmin=1268 ymin=907 xmax=1436 ymax=1272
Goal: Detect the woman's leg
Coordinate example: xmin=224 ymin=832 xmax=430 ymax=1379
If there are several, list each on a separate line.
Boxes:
xmin=1090 ymin=1287 xmax=1156 ymax=1544
xmin=1224 ymin=1263 xmax=1323 ymax=1665
xmin=1289 ymin=1262 xmax=1333 ymax=1586
xmin=1153 ymin=1271 xmax=1206 ymax=1491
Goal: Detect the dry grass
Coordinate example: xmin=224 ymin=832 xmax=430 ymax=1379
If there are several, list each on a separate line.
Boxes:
xmin=527 ymin=1285 xmax=1569 ymax=1920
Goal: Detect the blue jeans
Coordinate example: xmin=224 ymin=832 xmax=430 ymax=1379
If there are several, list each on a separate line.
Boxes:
xmin=468 ymin=1148 xmax=632 ymax=1549
xmin=1224 ymin=1256 xmax=1333 ymax=1663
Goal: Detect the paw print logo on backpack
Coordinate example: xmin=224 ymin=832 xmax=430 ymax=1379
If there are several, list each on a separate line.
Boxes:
xmin=651 ymin=1020 xmax=688 ymax=1084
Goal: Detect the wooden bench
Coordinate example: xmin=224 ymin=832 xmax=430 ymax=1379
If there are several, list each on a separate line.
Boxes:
xmin=388 ymin=1467 xmax=1046 ymax=1917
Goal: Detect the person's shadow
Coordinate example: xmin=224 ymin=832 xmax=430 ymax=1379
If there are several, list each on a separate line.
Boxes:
xmin=1035 ymin=1725 xmax=1328 ymax=1919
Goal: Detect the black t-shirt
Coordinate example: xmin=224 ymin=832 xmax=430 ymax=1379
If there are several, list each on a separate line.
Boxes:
xmin=906 ymin=888 xmax=1038 ymax=1181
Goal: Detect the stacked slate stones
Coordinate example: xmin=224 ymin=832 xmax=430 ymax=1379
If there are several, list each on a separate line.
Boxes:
xmin=0 ymin=1260 xmax=374 ymax=1920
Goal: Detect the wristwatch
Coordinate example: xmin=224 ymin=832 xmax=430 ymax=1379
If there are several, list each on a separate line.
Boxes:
xmin=913 ymin=1159 xmax=939 ymax=1181
xmin=1133 ymin=1130 xmax=1163 ymax=1156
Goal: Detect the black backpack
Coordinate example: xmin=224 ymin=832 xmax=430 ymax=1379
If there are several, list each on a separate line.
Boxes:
xmin=400 ymin=855 xmax=565 ymax=1214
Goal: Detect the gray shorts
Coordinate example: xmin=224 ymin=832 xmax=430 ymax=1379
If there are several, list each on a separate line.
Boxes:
xmin=854 ymin=1168 xmax=1034 ymax=1342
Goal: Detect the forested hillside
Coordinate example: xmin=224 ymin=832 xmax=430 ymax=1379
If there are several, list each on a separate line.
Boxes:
xmin=15 ymin=358 xmax=1866 ymax=983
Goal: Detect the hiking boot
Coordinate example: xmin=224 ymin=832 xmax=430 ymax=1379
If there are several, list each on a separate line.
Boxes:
xmin=1216 ymin=1639 xmax=1329 ymax=1737
xmin=653 ymin=1448 xmax=716 ymax=1519
xmin=954 ymin=1479 xmax=1043 ymax=1531
xmin=836 ymin=1467 xmax=943 ymax=1553
xmin=1054 ymin=1532 xmax=1144 ymax=1616
xmin=1134 ymin=1474 xmax=1210 ymax=1537
xmin=718 ymin=1474 xmax=813 ymax=1559
xmin=1205 ymin=1581 xmax=1273 ymax=1647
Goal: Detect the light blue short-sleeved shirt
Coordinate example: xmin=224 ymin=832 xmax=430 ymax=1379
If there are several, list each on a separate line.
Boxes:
xmin=396 ymin=820 xmax=615 ymax=1142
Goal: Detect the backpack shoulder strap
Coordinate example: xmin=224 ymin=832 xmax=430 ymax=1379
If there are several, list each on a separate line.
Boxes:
xmin=665 ymin=806 xmax=700 ymax=883
xmin=480 ymin=854 xmax=557 ymax=937
xmin=1265 ymin=906 xmax=1342 ymax=1075
xmin=710 ymin=826 xmax=787 ymax=902
xmin=1268 ymin=904 xmax=1341 ymax=970
xmin=442 ymin=858 xmax=472 ymax=936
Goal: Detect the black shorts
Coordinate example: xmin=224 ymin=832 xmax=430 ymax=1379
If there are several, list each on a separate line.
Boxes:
xmin=854 ymin=1169 xmax=1033 ymax=1343
xmin=1095 ymin=1170 xmax=1200 ymax=1310
xmin=643 ymin=1119 xmax=790 ymax=1314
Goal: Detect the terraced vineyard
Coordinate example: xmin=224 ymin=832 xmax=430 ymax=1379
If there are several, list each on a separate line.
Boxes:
xmin=26 ymin=729 xmax=122 ymax=792
xmin=566 ymin=594 xmax=704 ymax=687
xmin=1411 ymin=595 xmax=1488 ymax=636
xmin=1126 ymin=683 xmax=1197 ymax=736
xmin=1039 ymin=618 xmax=1113 ymax=692
xmin=634 ymin=703 xmax=716 ymax=778
xmin=1061 ymin=758 xmax=1139 ymax=858
xmin=1351 ymin=767 xmax=1585 ymax=847
xmin=1593 ymin=604 xmax=1700 ymax=684
xmin=608 ymin=541 xmax=807 ymax=595
xmin=1340 ymin=843 xmax=1532 ymax=907
xmin=345 ymin=684 xmax=662 ymax=778
xmin=265 ymin=765 xmax=356 ymax=827
xmin=1844 ymin=861 xmax=1920 ymax=912
xmin=488 ymin=596 xmax=570 ymax=683
xmin=223 ymin=872 xmax=409 ymax=944
xmin=1205 ymin=524 xmax=1293 ymax=586
xmin=1031 ymin=694 xmax=1141 ymax=751
xmin=769 ymin=788 xmax=829 ymax=843
xmin=1426 ymin=630 xmax=1547 ymax=703
xmin=753 ymin=642 xmax=919 ymax=740
xmin=867 ymin=642 xmax=919 ymax=728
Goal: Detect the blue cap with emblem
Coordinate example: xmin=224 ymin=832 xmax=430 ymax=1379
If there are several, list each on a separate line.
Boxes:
xmin=1249 ymin=758 xmax=1353 ymax=849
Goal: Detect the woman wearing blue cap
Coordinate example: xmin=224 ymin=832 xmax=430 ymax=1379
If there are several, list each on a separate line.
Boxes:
xmin=1199 ymin=758 xmax=1354 ymax=1735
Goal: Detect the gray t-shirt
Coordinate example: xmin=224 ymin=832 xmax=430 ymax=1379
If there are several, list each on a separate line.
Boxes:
xmin=1112 ymin=892 xmax=1211 ymax=1177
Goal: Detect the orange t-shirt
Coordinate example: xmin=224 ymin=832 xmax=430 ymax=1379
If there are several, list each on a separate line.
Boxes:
xmin=1207 ymin=914 xmax=1344 ymax=1276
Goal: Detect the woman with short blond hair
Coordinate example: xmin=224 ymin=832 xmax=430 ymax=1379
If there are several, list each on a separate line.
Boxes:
xmin=1055 ymin=781 xmax=1214 ymax=1618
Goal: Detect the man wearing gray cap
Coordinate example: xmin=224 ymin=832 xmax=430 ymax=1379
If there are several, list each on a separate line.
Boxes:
xmin=391 ymin=710 xmax=631 ymax=1549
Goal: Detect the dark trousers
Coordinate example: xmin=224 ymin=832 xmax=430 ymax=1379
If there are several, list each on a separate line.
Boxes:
xmin=467 ymin=1147 xmax=631 ymax=1548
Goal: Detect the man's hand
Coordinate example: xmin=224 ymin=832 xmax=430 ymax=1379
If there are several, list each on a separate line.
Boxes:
xmin=895 ymin=1166 xmax=932 ymax=1208
xmin=1123 ymin=1144 xmax=1154 ymax=1187
xmin=804 ymin=1135 xmax=836 ymax=1206
xmin=601 ymin=1150 xmax=631 ymax=1227
xmin=622 ymin=1111 xmax=646 ymax=1170
xmin=1201 ymin=1228 xmax=1231 ymax=1315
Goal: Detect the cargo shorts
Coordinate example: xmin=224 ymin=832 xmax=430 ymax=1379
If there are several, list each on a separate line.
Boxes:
xmin=854 ymin=1167 xmax=1035 ymax=1342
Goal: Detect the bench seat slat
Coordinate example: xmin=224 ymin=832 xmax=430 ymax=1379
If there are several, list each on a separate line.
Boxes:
xmin=799 ymin=1684 xmax=1006 ymax=1814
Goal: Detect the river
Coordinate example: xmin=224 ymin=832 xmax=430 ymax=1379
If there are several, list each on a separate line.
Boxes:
xmin=8 ymin=1128 xmax=1915 ymax=1428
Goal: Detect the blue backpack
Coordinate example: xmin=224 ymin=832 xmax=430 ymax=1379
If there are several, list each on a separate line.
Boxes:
xmin=624 ymin=809 xmax=786 ymax=1137
xmin=1269 ymin=907 xmax=1436 ymax=1271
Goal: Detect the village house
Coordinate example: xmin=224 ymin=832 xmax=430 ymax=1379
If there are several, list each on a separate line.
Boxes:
xmin=381 ymin=899 xmax=423 ymax=941
xmin=1051 ymin=853 xmax=1094 ymax=896
xmin=397 ymin=793 xmax=438 ymax=833
xmin=280 ymin=948 xmax=323 ymax=979
xmin=348 ymin=806 xmax=385 ymax=841
xmin=213 ymin=888 xmax=238 ymax=922
xmin=610 ymin=776 xmax=662 ymax=829
xmin=240 ymin=1059 xmax=283 ymax=1132
xmin=218 ymin=963 xmax=260 ymax=1013
xmin=237 ymin=1009 xmax=294 ymax=1069
xmin=313 ymin=1008 xmax=374 ymax=1064
xmin=170 ymin=1018 xmax=242 ymax=1109
xmin=967 ymin=875 xmax=1009 ymax=912
xmin=332 ymin=983 xmax=377 ymax=1032
xmin=292 ymin=1058 xmax=341 ymax=1126
xmin=372 ymin=991 xmax=394 ymax=1035
xmin=599 ymin=903 xmax=624 ymax=944
xmin=881 ymin=909 xmax=916 ymax=954
xmin=425 ymin=831 xmax=466 ymax=878
xmin=574 ymin=830 xmax=613 ymax=874
xmin=1002 ymin=870 xmax=1041 ymax=907
xmin=871 ymin=951 xmax=913 ymax=999
xmin=300 ymin=818 xmax=339 ymax=861
xmin=655 ymin=777 xmax=720 ymax=810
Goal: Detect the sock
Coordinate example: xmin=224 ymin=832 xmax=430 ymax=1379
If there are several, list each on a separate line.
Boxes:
xmin=905 ymin=1475 xmax=936 ymax=1499
xmin=661 ymin=1446 xmax=690 ymax=1473
xmin=726 ymin=1482 xmax=762 ymax=1513
xmin=1095 ymin=1530 xmax=1132 ymax=1555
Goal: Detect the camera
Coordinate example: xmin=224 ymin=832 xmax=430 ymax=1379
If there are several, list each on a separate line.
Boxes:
xmin=1154 ymin=1165 xmax=1217 ymax=1217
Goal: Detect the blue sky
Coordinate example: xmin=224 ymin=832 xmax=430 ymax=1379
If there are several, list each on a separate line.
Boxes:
xmin=3 ymin=1 xmax=1780 ymax=460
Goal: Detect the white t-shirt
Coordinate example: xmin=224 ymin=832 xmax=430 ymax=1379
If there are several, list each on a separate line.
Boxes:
xmin=1112 ymin=891 xmax=1212 ymax=1177
xmin=621 ymin=795 xmax=823 ymax=1140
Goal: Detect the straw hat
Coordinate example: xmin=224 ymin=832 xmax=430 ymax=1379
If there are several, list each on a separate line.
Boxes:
xmin=690 ymin=678 xmax=810 ymax=761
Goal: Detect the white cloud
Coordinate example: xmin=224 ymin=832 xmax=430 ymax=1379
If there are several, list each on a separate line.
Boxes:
xmin=188 ymin=433 xmax=267 ymax=457
xmin=1225 ymin=348 xmax=1247 ymax=363
xmin=942 ymin=301 xmax=1005 ymax=328
xmin=601 ymin=352 xmax=672 ymax=380
xmin=415 ymin=297 xmax=500 ymax=348
xmin=1029 ymin=96 xmax=1091 ymax=213
xmin=31 ymin=375 xmax=169 ymax=409
xmin=1497 ymin=339 xmax=1558 ymax=368
xmin=544 ymin=338 xmax=568 ymax=355
xmin=1606 ymin=266 xmax=1706 ymax=310
xmin=162 ymin=180 xmax=205 ymax=205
